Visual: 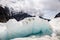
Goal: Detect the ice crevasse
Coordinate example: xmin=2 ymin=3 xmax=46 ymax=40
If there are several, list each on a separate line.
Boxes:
xmin=0 ymin=17 xmax=53 ymax=40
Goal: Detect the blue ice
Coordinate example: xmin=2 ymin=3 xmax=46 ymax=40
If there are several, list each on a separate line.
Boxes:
xmin=4 ymin=17 xmax=53 ymax=40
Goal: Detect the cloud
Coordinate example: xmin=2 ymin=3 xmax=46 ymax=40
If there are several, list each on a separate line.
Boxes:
xmin=0 ymin=0 xmax=60 ymax=19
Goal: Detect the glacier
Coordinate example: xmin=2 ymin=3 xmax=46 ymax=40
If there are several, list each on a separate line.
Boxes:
xmin=10 ymin=35 xmax=59 ymax=40
xmin=0 ymin=17 xmax=53 ymax=40
xmin=49 ymin=18 xmax=60 ymax=36
xmin=0 ymin=0 xmax=60 ymax=40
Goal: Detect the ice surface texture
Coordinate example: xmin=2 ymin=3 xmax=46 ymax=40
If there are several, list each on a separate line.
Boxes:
xmin=0 ymin=17 xmax=52 ymax=40
xmin=49 ymin=18 xmax=60 ymax=36
xmin=10 ymin=35 xmax=59 ymax=40
xmin=0 ymin=23 xmax=8 ymax=40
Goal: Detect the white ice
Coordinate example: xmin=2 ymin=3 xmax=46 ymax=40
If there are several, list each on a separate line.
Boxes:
xmin=0 ymin=23 xmax=7 ymax=40
xmin=49 ymin=17 xmax=60 ymax=36
xmin=10 ymin=35 xmax=59 ymax=40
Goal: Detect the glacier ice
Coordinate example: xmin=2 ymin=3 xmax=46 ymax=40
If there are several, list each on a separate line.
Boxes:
xmin=6 ymin=17 xmax=52 ymax=39
xmin=49 ymin=17 xmax=60 ymax=40
xmin=0 ymin=23 xmax=8 ymax=40
xmin=0 ymin=17 xmax=53 ymax=40
xmin=49 ymin=17 xmax=60 ymax=36
xmin=0 ymin=0 xmax=60 ymax=40
xmin=10 ymin=35 xmax=59 ymax=40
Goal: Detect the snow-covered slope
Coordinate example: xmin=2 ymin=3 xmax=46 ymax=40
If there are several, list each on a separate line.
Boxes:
xmin=10 ymin=35 xmax=59 ymax=40
xmin=49 ymin=18 xmax=60 ymax=36
xmin=49 ymin=17 xmax=60 ymax=40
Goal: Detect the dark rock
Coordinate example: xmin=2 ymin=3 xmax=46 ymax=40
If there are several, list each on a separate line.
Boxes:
xmin=0 ymin=6 xmax=10 ymax=22
xmin=0 ymin=6 xmax=34 ymax=22
xmin=10 ymin=12 xmax=35 ymax=21
xmin=39 ymin=16 xmax=50 ymax=21
xmin=55 ymin=13 xmax=60 ymax=18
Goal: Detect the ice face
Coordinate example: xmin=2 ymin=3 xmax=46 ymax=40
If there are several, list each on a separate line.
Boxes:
xmin=0 ymin=23 xmax=8 ymax=40
xmin=5 ymin=17 xmax=52 ymax=39
xmin=49 ymin=18 xmax=60 ymax=36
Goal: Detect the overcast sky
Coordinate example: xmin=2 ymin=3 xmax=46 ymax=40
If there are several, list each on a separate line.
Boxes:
xmin=0 ymin=0 xmax=60 ymax=19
